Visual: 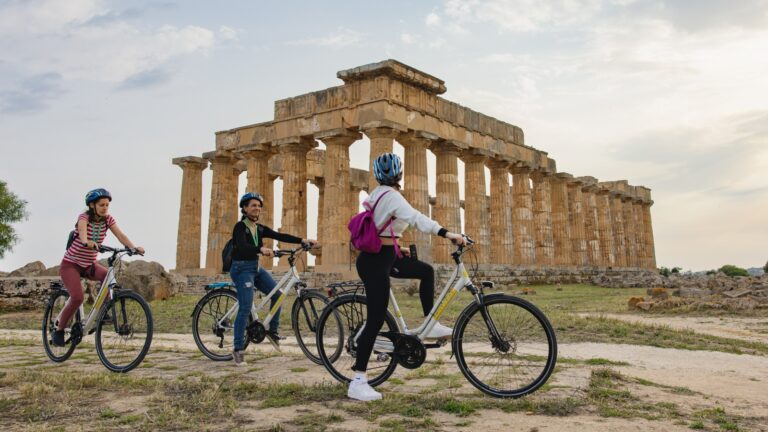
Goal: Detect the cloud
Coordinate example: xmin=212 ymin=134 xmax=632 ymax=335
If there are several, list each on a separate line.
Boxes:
xmin=0 ymin=72 xmax=65 ymax=114
xmin=426 ymin=12 xmax=441 ymax=26
xmin=401 ymin=33 xmax=415 ymax=44
xmin=443 ymin=0 xmax=606 ymax=32
xmin=287 ymin=28 xmax=363 ymax=48
xmin=608 ymin=110 xmax=768 ymax=195
xmin=117 ymin=67 xmax=171 ymax=90
xmin=0 ymin=0 xmax=231 ymax=90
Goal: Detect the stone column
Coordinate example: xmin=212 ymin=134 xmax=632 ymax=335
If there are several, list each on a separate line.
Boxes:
xmin=347 ymin=185 xmax=364 ymax=265
xmin=312 ymin=178 xmax=324 ymax=266
xmin=511 ymin=165 xmax=536 ymax=265
xmin=609 ymin=193 xmax=628 ymax=268
xmin=550 ymin=173 xmax=573 ymax=267
xmin=260 ymin=175 xmax=277 ymax=270
xmin=531 ymin=170 xmax=554 ymax=266
xmin=632 ymin=199 xmax=647 ymax=269
xmin=204 ymin=150 xmax=239 ymax=273
xmin=172 ymin=156 xmax=208 ymax=271
xmin=362 ymin=121 xmax=406 ymax=193
xmin=431 ymin=140 xmax=463 ymax=264
xmin=596 ymin=188 xmax=616 ymax=267
xmin=461 ymin=151 xmax=491 ymax=264
xmin=566 ymin=178 xmax=588 ymax=266
xmin=580 ymin=181 xmax=601 ymax=266
xmin=275 ymin=137 xmax=316 ymax=248
xmin=316 ymin=129 xmax=361 ymax=270
xmin=399 ymin=131 xmax=435 ymax=264
xmin=488 ymin=158 xmax=513 ymax=264
xmin=621 ymin=197 xmax=637 ymax=267
xmin=238 ymin=144 xmax=275 ymax=269
xmin=642 ymin=202 xmax=657 ymax=269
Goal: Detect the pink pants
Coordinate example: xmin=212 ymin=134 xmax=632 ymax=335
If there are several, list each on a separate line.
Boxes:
xmin=56 ymin=259 xmax=108 ymax=330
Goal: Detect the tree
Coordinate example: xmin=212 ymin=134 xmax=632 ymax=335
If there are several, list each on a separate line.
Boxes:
xmin=764 ymin=260 xmax=768 ymax=274
xmin=718 ymin=264 xmax=749 ymax=278
xmin=0 ymin=180 xmax=28 ymax=259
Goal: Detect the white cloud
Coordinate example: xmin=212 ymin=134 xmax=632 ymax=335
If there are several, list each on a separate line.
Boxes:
xmin=400 ymin=33 xmax=415 ymax=44
xmin=218 ymin=26 xmax=239 ymax=41
xmin=444 ymin=0 xmax=605 ymax=32
xmin=0 ymin=0 xmax=229 ymax=86
xmin=287 ymin=27 xmax=363 ymax=48
xmin=426 ymin=12 xmax=441 ymax=26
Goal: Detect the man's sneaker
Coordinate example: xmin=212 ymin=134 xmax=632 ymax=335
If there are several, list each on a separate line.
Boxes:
xmin=425 ymin=321 xmax=453 ymax=339
xmin=51 ymin=329 xmax=66 ymax=347
xmin=347 ymin=380 xmax=382 ymax=401
xmin=232 ymin=350 xmax=247 ymax=366
xmin=265 ymin=331 xmax=285 ymax=351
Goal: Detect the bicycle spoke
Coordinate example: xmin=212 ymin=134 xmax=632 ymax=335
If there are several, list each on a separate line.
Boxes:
xmin=96 ymin=293 xmax=152 ymax=372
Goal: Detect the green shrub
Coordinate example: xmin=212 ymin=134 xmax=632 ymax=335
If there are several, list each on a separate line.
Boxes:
xmin=718 ymin=265 xmax=749 ymax=277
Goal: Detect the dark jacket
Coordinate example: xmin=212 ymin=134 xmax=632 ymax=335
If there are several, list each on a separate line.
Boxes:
xmin=231 ymin=220 xmax=303 ymax=261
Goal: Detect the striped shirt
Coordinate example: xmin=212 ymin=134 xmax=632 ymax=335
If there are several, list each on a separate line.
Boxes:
xmin=63 ymin=213 xmax=116 ymax=267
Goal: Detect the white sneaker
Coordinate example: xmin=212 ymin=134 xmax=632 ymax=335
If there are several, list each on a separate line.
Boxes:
xmin=425 ymin=321 xmax=453 ymax=339
xmin=347 ymin=380 xmax=382 ymax=401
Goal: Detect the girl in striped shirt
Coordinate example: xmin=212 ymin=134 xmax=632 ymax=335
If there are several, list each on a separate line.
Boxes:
xmin=52 ymin=188 xmax=145 ymax=346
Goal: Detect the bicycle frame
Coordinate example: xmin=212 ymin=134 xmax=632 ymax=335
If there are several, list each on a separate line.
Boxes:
xmin=216 ymin=254 xmax=306 ymax=331
xmin=390 ymin=262 xmax=472 ymax=339
xmin=77 ymin=262 xmax=119 ymax=334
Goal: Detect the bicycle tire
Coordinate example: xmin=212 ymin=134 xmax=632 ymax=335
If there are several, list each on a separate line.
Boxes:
xmin=291 ymin=290 xmax=339 ymax=364
xmin=453 ymin=294 xmax=557 ymax=398
xmin=316 ymin=293 xmax=399 ymax=387
xmin=95 ymin=290 xmax=153 ymax=373
xmin=42 ymin=290 xmax=78 ymax=362
xmin=192 ymin=289 xmax=252 ymax=361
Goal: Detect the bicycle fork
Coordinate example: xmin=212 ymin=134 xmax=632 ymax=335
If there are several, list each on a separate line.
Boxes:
xmin=470 ymin=286 xmax=511 ymax=353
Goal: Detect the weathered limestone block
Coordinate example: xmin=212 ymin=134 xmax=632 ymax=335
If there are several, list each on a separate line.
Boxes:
xmin=172 ymin=156 xmax=208 ymax=271
xmin=275 ymin=136 xmax=317 ymax=248
xmin=204 ymin=150 xmax=240 ymax=273
xmin=0 ymin=277 xmax=56 ymax=309
xmin=488 ymin=158 xmax=514 ymax=264
xmin=566 ymin=178 xmax=588 ymax=266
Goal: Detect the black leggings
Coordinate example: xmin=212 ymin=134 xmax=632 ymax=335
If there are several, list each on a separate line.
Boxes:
xmin=353 ymin=247 xmax=436 ymax=372
xmin=391 ymin=255 xmax=435 ymax=316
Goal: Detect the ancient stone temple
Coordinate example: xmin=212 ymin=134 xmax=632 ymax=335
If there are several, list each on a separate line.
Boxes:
xmin=172 ymin=60 xmax=656 ymax=276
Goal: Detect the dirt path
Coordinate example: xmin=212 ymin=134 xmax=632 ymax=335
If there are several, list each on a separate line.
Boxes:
xmin=1 ymin=328 xmax=766 ymax=431
xmin=579 ymin=313 xmax=768 ymax=343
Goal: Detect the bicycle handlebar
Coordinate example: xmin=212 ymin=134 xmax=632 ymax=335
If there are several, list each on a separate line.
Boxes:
xmin=273 ymin=242 xmax=315 ymax=259
xmin=98 ymin=245 xmax=143 ymax=256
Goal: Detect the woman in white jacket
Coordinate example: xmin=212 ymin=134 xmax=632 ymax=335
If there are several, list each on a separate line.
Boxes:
xmin=348 ymin=153 xmax=465 ymax=402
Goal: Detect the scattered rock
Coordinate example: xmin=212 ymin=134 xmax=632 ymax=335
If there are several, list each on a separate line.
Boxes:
xmin=648 ymin=287 xmax=669 ymax=300
xmin=117 ymin=260 xmax=181 ymax=301
xmin=628 ymin=297 xmax=644 ymax=309
xmin=722 ymin=288 xmax=753 ymax=299
xmin=678 ymin=287 xmax=711 ymax=298
xmin=636 ymin=301 xmax=654 ymax=311
xmin=8 ymin=261 xmax=46 ymax=277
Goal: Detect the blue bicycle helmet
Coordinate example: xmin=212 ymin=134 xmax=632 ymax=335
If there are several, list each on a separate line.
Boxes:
xmin=239 ymin=192 xmax=264 ymax=208
xmin=373 ymin=153 xmax=403 ymax=186
xmin=85 ymin=188 xmax=112 ymax=205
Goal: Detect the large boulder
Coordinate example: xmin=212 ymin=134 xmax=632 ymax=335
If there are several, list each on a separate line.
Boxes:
xmin=39 ymin=265 xmax=61 ymax=276
xmin=9 ymin=261 xmax=47 ymax=277
xmin=116 ymin=260 xmax=182 ymax=301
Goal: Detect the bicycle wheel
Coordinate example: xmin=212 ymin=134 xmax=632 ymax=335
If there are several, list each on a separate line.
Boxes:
xmin=291 ymin=290 xmax=341 ymax=365
xmin=316 ymin=294 xmax=399 ymax=387
xmin=453 ymin=294 xmax=557 ymax=398
xmin=192 ymin=289 xmax=252 ymax=361
xmin=42 ymin=290 xmax=78 ymax=362
xmin=95 ymin=291 xmax=153 ymax=373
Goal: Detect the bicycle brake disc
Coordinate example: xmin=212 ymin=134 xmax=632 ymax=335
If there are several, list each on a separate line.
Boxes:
xmin=393 ymin=334 xmax=426 ymax=369
xmin=247 ymin=321 xmax=266 ymax=343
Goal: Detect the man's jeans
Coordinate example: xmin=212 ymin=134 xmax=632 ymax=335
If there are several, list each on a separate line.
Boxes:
xmin=230 ymin=260 xmax=280 ymax=351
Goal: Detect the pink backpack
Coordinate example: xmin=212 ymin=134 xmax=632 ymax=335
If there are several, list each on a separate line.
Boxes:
xmin=348 ymin=191 xmax=402 ymax=257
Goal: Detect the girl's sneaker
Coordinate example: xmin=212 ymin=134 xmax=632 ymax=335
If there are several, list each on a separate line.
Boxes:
xmin=51 ymin=329 xmax=66 ymax=347
xmin=347 ymin=380 xmax=382 ymax=401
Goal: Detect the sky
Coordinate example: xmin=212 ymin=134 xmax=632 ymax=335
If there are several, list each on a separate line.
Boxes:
xmin=1 ymin=0 xmax=767 ymax=273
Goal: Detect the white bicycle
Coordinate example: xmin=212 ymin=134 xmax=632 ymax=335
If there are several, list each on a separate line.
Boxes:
xmin=315 ymin=236 xmax=558 ymax=398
